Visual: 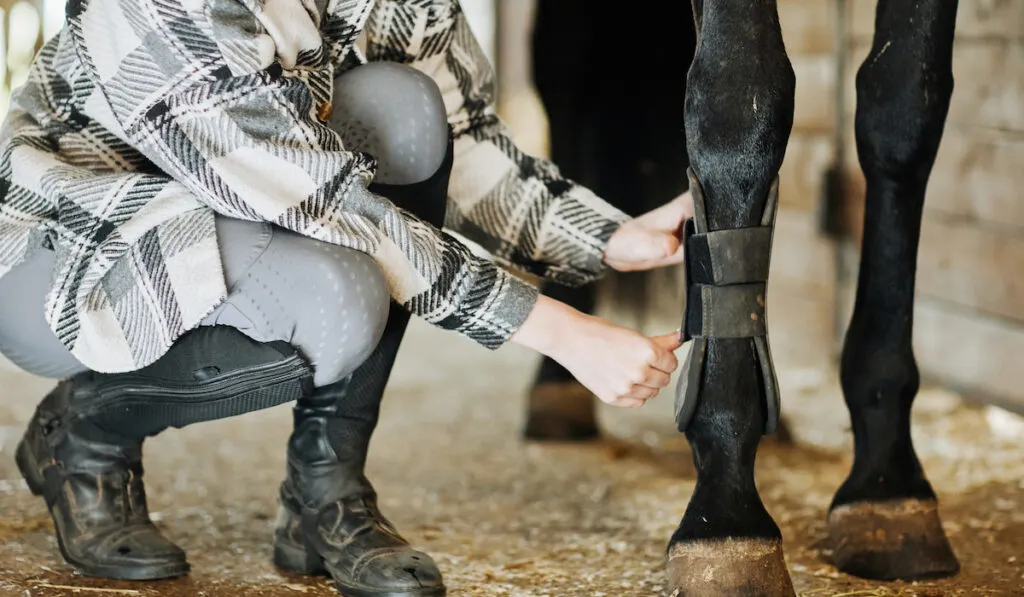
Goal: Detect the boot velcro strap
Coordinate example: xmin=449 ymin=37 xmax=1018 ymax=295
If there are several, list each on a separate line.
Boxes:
xmin=683 ymin=224 xmax=771 ymax=339
xmin=685 ymin=283 xmax=767 ymax=339
xmin=680 ymin=171 xmax=777 ymax=343
xmin=686 ymin=226 xmax=773 ymax=286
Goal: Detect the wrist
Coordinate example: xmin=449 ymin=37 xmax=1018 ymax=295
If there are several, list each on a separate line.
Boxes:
xmin=509 ymin=294 xmax=582 ymax=357
xmin=602 ymin=221 xmax=639 ymax=271
xmin=601 ymin=224 xmax=626 ymax=267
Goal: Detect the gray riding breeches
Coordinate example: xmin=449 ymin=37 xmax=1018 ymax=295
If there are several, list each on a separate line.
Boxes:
xmin=0 ymin=62 xmax=450 ymax=387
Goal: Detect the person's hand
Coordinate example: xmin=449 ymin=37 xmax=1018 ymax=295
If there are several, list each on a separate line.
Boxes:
xmin=603 ymin=190 xmax=694 ymax=272
xmin=511 ymin=296 xmax=682 ymax=408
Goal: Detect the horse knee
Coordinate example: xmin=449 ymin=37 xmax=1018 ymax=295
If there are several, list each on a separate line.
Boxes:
xmin=330 ymin=62 xmax=450 ymax=185
xmin=683 ymin=9 xmax=794 ymax=226
xmin=854 ymin=49 xmax=953 ymax=184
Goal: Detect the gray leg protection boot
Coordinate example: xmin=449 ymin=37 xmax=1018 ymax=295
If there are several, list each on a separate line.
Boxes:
xmin=674 ymin=167 xmax=782 ymax=435
xmin=16 ymin=326 xmax=313 ymax=580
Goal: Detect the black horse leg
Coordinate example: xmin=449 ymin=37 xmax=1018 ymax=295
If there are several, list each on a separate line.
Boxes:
xmin=525 ymin=0 xmax=697 ymax=442
xmin=524 ymin=6 xmax=602 ymax=440
xmin=827 ymin=0 xmax=960 ymax=581
xmin=665 ymin=1 xmax=796 ymax=595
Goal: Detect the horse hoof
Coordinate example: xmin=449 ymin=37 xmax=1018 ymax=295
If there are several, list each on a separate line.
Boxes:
xmin=666 ymin=538 xmax=795 ymax=597
xmin=522 ymin=381 xmax=600 ymax=442
xmin=827 ymin=498 xmax=960 ymax=581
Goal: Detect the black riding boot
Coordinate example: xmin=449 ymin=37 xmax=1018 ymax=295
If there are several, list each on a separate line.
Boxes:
xmin=15 ymin=326 xmax=313 ymax=580
xmin=273 ymin=301 xmax=445 ymax=597
xmin=16 ymin=378 xmax=189 ymax=580
xmin=272 ymin=131 xmax=451 ymax=596
xmin=274 ymin=380 xmax=444 ymax=597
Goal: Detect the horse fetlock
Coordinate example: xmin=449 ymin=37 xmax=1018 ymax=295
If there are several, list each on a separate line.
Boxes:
xmin=672 ymin=473 xmax=781 ymax=543
xmin=840 ymin=335 xmax=920 ymax=409
xmin=836 ymin=342 xmax=933 ymax=505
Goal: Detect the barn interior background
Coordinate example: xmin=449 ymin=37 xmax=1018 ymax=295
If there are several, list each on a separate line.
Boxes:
xmin=0 ymin=1 xmax=1021 ymax=596
xmin=488 ymin=0 xmax=1024 ymax=419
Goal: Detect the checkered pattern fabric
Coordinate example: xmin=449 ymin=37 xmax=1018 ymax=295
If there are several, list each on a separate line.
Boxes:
xmin=0 ymin=0 xmax=629 ymax=373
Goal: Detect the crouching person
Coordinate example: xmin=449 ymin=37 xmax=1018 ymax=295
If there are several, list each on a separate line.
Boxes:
xmin=0 ymin=1 xmax=692 ymax=595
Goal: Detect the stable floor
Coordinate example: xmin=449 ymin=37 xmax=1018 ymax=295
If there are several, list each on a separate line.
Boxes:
xmin=0 ymin=318 xmax=1022 ymax=597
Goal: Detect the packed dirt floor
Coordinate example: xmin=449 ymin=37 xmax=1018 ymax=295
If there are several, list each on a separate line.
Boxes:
xmin=1 ymin=318 xmax=1022 ymax=596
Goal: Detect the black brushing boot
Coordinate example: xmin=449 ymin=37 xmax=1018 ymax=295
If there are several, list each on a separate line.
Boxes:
xmin=273 ymin=378 xmax=445 ymax=597
xmin=16 ymin=379 xmax=189 ymax=580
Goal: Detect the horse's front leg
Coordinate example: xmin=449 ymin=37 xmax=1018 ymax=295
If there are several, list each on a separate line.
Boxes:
xmin=666 ymin=1 xmax=796 ymax=595
xmin=828 ymin=0 xmax=960 ymax=581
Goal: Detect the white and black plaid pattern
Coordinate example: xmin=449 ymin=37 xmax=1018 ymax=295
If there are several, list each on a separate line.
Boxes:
xmin=0 ymin=0 xmax=629 ymax=373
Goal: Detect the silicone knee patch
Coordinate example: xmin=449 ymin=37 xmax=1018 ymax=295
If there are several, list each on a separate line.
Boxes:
xmin=674 ymin=167 xmax=782 ymax=435
xmin=330 ymin=62 xmax=450 ymax=186
xmin=67 ymin=326 xmax=314 ymax=439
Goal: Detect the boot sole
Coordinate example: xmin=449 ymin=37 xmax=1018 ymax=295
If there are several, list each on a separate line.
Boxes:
xmin=16 ymin=432 xmax=190 ymax=581
xmin=275 ymin=537 xmax=445 ymax=597
xmin=274 ymin=536 xmax=327 ymax=576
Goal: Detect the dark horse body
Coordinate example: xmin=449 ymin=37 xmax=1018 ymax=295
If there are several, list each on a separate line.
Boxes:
xmin=531 ymin=0 xmax=961 ymax=593
xmin=525 ymin=0 xmax=697 ymax=440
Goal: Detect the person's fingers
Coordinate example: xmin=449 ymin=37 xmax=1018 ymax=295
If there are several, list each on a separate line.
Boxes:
xmin=622 ymin=384 xmax=659 ymax=400
xmin=611 ymin=231 xmax=681 ymax=271
xmin=610 ymin=397 xmax=647 ymax=409
xmin=649 ymin=333 xmax=682 ymax=373
xmin=663 ymin=233 xmax=680 ymax=257
xmin=641 ymin=368 xmax=672 ymax=389
xmin=653 ymin=191 xmax=691 ymax=219
xmin=625 ymin=230 xmax=675 ymax=262
xmin=645 ymin=240 xmax=686 ymax=268
xmin=645 ymin=191 xmax=694 ymax=231
xmin=677 ymin=190 xmax=695 ymax=220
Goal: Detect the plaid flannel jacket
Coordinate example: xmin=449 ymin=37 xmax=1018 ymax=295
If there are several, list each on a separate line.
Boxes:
xmin=0 ymin=0 xmax=629 ymax=373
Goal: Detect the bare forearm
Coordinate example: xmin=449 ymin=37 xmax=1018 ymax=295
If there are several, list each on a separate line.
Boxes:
xmin=509 ymin=294 xmax=682 ymax=409
xmin=508 ymin=295 xmax=583 ymax=358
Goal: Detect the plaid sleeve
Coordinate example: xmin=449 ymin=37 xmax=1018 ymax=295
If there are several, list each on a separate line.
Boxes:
xmin=65 ymin=0 xmax=537 ymax=349
xmin=365 ymin=0 xmax=631 ymax=288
